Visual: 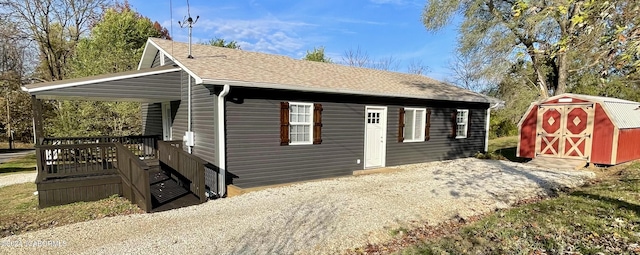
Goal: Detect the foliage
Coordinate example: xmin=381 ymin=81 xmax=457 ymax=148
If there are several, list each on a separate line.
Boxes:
xmin=404 ymin=163 xmax=640 ymax=254
xmin=423 ymin=0 xmax=640 ymax=98
xmin=0 ymin=17 xmax=35 ymax=143
xmin=46 ymin=2 xmax=169 ymax=137
xmin=0 ymin=183 xmax=142 ymax=237
xmin=0 ymin=0 xmax=107 ymax=81
xmin=303 ymin=46 xmax=332 ymax=63
xmin=487 ymin=62 xmax=539 ymax=138
xmin=203 ymin=38 xmax=241 ymax=49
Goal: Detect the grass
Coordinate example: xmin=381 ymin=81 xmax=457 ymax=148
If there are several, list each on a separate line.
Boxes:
xmin=401 ymin=161 xmax=640 ymax=254
xmin=0 ymin=153 xmax=36 ymax=175
xmin=0 ymin=141 xmax=34 ymax=150
xmin=0 ymin=182 xmax=143 ymax=237
xmin=476 ymin=136 xmax=528 ymax=163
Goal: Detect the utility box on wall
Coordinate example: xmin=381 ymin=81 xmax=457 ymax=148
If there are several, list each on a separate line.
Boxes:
xmin=184 ymin=131 xmax=195 ymax=147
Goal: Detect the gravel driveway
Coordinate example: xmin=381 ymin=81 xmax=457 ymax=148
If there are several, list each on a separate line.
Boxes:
xmin=0 ymin=158 xmax=594 ymax=255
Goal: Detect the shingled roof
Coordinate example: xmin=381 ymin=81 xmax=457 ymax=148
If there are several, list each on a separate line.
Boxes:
xmin=142 ymin=38 xmax=492 ymax=104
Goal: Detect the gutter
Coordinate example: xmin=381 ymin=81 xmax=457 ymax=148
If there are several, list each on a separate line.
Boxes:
xmin=200 ymin=78 xmax=491 ymax=104
xmin=216 ymin=84 xmax=230 ymax=197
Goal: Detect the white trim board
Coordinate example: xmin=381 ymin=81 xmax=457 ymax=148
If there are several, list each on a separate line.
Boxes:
xmin=23 ymin=67 xmax=181 ymax=93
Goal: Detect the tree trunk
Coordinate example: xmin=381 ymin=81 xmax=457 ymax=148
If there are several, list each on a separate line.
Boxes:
xmin=528 ymin=46 xmax=550 ymax=98
xmin=555 ymin=51 xmax=568 ymax=96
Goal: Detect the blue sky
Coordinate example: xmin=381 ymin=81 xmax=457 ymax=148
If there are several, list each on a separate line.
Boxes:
xmin=129 ymin=0 xmax=459 ymax=81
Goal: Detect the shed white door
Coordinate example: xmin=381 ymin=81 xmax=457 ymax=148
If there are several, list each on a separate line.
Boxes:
xmin=535 ymin=104 xmax=594 ymax=159
xmin=365 ymin=107 xmax=387 ymax=168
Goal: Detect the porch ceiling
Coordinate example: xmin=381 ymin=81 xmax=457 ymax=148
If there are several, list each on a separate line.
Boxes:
xmin=22 ymin=66 xmax=183 ymax=102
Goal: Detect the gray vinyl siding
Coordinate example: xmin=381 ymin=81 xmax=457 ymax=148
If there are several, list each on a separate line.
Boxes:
xmin=191 ymin=83 xmax=216 ymax=164
xmin=141 ymin=103 xmax=163 ymax=136
xmin=170 ymin=71 xmax=216 ymax=164
xmin=224 ymin=88 xmax=488 ymax=189
xmin=226 ymin=92 xmax=364 ymax=188
xmin=32 ymin=71 xmax=182 ymax=102
xmin=385 ymin=106 xmax=486 ymax=166
xmin=171 ymin=72 xmax=188 ymax=144
xmin=151 ymin=51 xmax=176 ymax=68
xmin=151 ymin=51 xmax=161 ymax=67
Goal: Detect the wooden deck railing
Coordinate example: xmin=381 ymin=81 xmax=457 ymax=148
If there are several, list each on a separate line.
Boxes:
xmin=157 ymin=140 xmax=207 ymax=202
xmin=41 ymin=135 xmax=160 ymax=159
xmin=114 ymin=142 xmax=152 ymax=212
xmin=35 ymin=143 xmax=118 ymax=182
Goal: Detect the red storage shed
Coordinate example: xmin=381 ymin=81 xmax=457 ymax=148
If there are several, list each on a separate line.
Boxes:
xmin=517 ymin=93 xmax=640 ymax=165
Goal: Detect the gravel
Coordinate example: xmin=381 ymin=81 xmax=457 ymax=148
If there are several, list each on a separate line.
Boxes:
xmin=0 ymin=158 xmax=595 ymax=255
xmin=0 ymin=173 xmax=36 ymax=188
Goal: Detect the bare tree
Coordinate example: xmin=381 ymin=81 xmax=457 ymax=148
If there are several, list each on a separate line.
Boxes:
xmin=446 ymin=52 xmax=495 ymax=93
xmin=0 ymin=0 xmax=108 ymax=81
xmin=373 ymin=55 xmax=400 ymax=71
xmin=406 ymin=59 xmax=430 ymax=76
xmin=341 ymin=46 xmax=370 ymax=68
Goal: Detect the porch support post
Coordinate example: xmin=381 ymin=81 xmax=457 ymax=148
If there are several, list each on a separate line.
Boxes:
xmin=31 ymin=95 xmax=44 ymax=144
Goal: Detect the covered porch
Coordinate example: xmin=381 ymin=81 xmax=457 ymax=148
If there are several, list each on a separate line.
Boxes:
xmin=22 ymin=66 xmax=218 ymax=212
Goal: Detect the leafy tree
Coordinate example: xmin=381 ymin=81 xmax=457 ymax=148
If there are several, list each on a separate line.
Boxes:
xmin=71 ymin=3 xmax=167 ymax=76
xmin=47 ymin=2 xmax=169 ymax=137
xmin=0 ymin=17 xmax=35 ymax=143
xmin=204 ymin=38 xmax=241 ymax=49
xmin=0 ymin=0 xmax=107 ymax=81
xmin=422 ymin=0 xmax=640 ymax=98
xmin=303 ymin=46 xmax=332 ymax=63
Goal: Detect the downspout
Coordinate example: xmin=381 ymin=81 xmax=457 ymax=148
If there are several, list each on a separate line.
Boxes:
xmin=185 ymin=75 xmax=194 ymax=153
xmin=217 ymin=84 xmax=230 ymax=197
xmin=485 ymin=108 xmax=491 ymax=153
xmin=485 ymin=102 xmax=502 ymax=152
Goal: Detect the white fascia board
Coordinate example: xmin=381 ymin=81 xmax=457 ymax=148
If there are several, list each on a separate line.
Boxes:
xmin=26 ymin=67 xmax=181 ymax=93
xmin=201 ymin=79 xmax=491 ymax=104
xmin=147 ymin=40 xmax=203 ymax=84
xmin=137 ymin=40 xmax=154 ymax=70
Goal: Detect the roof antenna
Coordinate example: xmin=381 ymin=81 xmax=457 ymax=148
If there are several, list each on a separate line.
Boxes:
xmin=178 ymin=0 xmax=199 ymax=59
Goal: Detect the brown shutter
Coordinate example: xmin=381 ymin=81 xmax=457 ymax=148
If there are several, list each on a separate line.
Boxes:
xmin=425 ymin=108 xmax=431 ymax=141
xmin=398 ymin=107 xmax=405 ymax=142
xmin=280 ymin=102 xmax=290 ymax=145
xmin=313 ymin=103 xmax=323 ymax=144
xmin=451 ymin=110 xmax=458 ymax=138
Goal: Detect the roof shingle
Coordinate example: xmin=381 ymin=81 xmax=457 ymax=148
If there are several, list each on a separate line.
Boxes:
xmin=148 ymin=38 xmax=491 ymax=103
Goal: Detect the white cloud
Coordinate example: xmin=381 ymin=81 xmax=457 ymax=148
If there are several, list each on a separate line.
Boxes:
xmin=183 ymin=17 xmax=314 ymax=54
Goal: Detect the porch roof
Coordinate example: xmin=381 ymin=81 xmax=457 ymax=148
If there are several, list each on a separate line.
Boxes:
xmin=21 ymin=66 xmax=182 ymax=102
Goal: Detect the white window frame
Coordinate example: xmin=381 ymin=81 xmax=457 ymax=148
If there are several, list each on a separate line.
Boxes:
xmin=404 ymin=108 xmax=426 ymax=142
xmin=456 ymin=109 xmax=469 ymax=139
xmin=289 ymin=102 xmax=314 ymax=145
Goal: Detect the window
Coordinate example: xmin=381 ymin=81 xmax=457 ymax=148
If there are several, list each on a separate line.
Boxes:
xmin=455 ymin=109 xmax=469 ymax=138
xmin=280 ymin=102 xmax=323 ymax=146
xmin=403 ymin=108 xmax=426 ymax=142
xmin=289 ymin=102 xmax=313 ymax=144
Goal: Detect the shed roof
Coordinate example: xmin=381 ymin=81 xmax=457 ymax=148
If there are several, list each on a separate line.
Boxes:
xmin=548 ymin=93 xmax=640 ymax=129
xmin=142 ymin=38 xmax=493 ymax=104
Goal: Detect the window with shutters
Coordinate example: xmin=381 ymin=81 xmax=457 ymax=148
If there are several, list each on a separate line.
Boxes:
xmin=456 ymin=109 xmax=469 ymax=139
xmin=289 ymin=102 xmax=314 ymax=145
xmin=403 ymin=108 xmax=426 ymax=142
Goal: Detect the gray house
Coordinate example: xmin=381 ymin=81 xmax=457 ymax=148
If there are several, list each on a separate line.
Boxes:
xmin=23 ymin=38 xmax=498 ymax=202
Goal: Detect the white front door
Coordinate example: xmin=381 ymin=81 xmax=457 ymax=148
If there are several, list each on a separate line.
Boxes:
xmin=365 ymin=107 xmax=387 ymax=168
xmin=161 ymin=102 xmax=172 ymax=141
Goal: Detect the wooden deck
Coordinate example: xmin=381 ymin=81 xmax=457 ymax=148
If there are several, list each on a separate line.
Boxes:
xmin=34 ymin=136 xmax=211 ymax=212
